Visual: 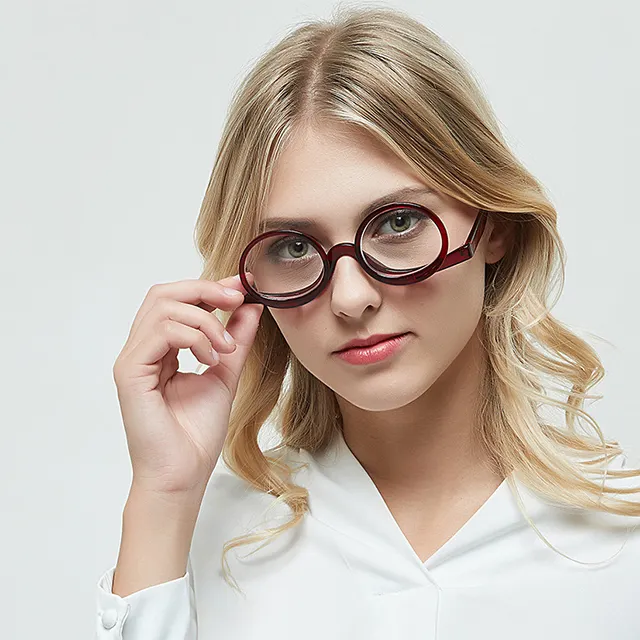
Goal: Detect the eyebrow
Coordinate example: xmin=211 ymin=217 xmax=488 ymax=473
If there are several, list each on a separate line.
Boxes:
xmin=258 ymin=185 xmax=438 ymax=233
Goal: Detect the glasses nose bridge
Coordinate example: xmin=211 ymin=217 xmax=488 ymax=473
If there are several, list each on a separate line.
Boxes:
xmin=325 ymin=242 xmax=360 ymax=279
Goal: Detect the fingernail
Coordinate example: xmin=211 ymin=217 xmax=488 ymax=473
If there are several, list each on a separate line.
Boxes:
xmin=223 ymin=330 xmax=235 ymax=345
xmin=223 ymin=287 xmax=243 ymax=297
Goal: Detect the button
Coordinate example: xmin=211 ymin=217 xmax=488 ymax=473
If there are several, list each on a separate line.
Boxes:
xmin=101 ymin=608 xmax=118 ymax=629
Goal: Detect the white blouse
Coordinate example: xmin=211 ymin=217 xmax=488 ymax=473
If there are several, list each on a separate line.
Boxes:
xmin=96 ymin=428 xmax=640 ymax=639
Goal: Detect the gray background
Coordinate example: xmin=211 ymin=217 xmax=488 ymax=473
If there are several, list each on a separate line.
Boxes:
xmin=2 ymin=0 xmax=639 ymax=637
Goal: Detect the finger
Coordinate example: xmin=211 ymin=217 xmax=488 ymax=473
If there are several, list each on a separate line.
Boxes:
xmin=128 ymin=277 xmax=246 ymax=345
xmin=123 ymin=320 xmax=219 ymax=383
xmin=139 ymin=297 xmax=239 ymax=357
xmin=199 ymin=298 xmax=265 ymax=390
xmin=195 ymin=272 xmax=256 ymax=313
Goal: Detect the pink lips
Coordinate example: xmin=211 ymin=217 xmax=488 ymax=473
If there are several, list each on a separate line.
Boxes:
xmin=333 ymin=332 xmax=411 ymax=365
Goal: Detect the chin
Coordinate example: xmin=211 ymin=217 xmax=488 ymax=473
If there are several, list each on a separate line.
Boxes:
xmin=333 ymin=374 xmax=430 ymax=412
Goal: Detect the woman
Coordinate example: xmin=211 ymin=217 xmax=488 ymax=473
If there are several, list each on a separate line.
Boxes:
xmin=95 ymin=6 xmax=640 ymax=639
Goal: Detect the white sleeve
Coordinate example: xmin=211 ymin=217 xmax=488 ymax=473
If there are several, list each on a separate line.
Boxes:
xmin=95 ymin=555 xmax=197 ymax=639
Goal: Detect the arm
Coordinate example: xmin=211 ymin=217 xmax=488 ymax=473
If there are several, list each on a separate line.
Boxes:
xmin=95 ymin=484 xmax=205 ymax=639
xmin=114 ymin=484 xmax=203 ymax=596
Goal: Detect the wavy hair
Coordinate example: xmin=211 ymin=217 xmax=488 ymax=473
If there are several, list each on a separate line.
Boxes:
xmin=193 ymin=4 xmax=640 ymax=594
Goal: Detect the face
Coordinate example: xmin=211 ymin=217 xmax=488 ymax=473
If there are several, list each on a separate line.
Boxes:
xmin=260 ymin=121 xmax=509 ymax=413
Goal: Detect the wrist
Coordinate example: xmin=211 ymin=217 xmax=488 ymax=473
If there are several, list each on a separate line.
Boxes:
xmin=125 ymin=481 xmax=207 ymax=525
xmin=114 ymin=485 xmax=203 ymax=596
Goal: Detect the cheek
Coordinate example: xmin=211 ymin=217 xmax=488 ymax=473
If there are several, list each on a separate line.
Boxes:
xmin=268 ymin=308 xmax=322 ymax=357
xmin=408 ymin=267 xmax=485 ymax=350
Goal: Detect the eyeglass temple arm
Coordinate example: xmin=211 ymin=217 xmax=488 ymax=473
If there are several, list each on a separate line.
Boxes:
xmin=437 ymin=209 xmax=488 ymax=272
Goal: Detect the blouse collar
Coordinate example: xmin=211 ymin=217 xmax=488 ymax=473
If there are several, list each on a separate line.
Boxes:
xmin=289 ymin=428 xmax=632 ymax=593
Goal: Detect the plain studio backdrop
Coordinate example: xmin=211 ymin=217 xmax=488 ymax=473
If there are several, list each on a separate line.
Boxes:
xmin=1 ymin=0 xmax=639 ymax=637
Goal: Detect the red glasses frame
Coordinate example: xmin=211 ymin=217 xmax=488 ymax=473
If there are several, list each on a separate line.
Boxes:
xmin=238 ymin=202 xmax=489 ymax=309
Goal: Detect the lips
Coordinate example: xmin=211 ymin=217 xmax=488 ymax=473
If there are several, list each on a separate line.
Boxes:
xmin=333 ymin=332 xmax=411 ymax=365
xmin=334 ymin=332 xmax=408 ymax=353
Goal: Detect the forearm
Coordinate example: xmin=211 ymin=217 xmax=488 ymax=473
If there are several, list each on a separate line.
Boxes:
xmin=111 ymin=484 xmax=205 ymax=597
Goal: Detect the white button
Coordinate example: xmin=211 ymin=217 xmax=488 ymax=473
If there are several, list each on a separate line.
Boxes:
xmin=101 ymin=608 xmax=118 ymax=629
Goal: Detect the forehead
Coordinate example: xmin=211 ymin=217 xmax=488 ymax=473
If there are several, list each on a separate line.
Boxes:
xmin=258 ymin=122 xmax=440 ymax=234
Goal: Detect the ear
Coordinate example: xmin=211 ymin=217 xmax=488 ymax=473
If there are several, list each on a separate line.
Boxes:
xmin=483 ymin=213 xmax=515 ymax=265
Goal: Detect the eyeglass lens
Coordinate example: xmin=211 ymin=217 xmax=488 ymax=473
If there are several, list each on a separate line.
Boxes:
xmin=242 ymin=205 xmax=443 ymax=301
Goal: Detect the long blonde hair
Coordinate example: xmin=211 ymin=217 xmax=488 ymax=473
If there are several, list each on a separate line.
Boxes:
xmin=193 ymin=5 xmax=640 ymax=594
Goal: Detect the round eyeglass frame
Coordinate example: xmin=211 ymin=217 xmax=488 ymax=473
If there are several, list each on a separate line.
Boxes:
xmin=238 ymin=201 xmax=489 ymax=309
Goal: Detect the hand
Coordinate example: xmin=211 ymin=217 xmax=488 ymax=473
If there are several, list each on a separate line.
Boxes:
xmin=112 ymin=274 xmax=264 ymax=495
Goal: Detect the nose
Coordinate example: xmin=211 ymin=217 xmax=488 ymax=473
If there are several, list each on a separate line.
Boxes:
xmin=326 ymin=250 xmax=382 ymax=316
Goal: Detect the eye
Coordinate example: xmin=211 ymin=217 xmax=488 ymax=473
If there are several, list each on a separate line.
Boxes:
xmin=266 ymin=235 xmax=319 ymax=262
xmin=371 ymin=209 xmax=430 ymax=240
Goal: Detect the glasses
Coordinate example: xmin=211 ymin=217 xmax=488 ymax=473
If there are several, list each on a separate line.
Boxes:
xmin=238 ymin=201 xmax=489 ymax=309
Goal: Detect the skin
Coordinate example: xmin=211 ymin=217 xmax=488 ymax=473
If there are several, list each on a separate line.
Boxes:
xmin=260 ymin=120 xmax=514 ymax=560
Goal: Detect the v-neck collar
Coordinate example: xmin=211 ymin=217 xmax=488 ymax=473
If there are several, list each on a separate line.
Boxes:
xmin=285 ymin=429 xmax=636 ymax=596
xmin=293 ymin=428 xmax=549 ymax=591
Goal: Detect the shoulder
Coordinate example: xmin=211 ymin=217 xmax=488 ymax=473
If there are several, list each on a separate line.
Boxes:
xmin=554 ymin=450 xmax=640 ymax=574
xmin=603 ymin=450 xmax=640 ymax=562
xmin=192 ymin=444 xmax=307 ymax=547
xmin=187 ymin=444 xmax=312 ymax=605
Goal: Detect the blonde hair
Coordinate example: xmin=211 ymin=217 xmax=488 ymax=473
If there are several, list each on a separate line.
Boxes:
xmin=193 ymin=4 xmax=640 ymax=594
